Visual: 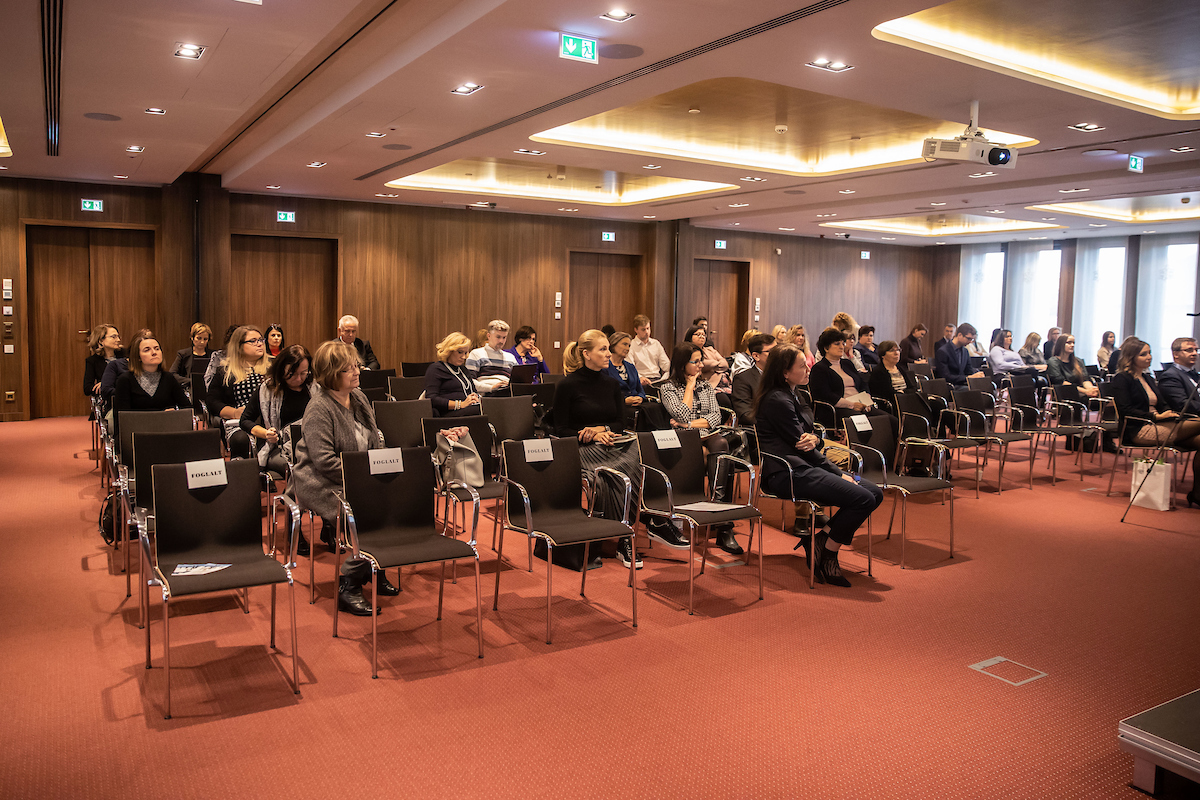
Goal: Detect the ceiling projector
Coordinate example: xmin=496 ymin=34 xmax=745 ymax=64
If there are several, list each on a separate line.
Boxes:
xmin=922 ymin=101 xmax=1017 ymax=169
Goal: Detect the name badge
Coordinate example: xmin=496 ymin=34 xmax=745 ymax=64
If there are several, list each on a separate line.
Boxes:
xmin=523 ymin=438 xmax=553 ymax=463
xmin=368 ymin=447 xmax=405 ymax=474
xmin=851 ymin=414 xmax=872 ymax=432
xmin=186 ymin=458 xmax=227 ymax=489
xmin=652 ymin=429 xmax=681 ymax=449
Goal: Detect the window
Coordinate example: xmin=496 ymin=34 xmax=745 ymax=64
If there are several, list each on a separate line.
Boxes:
xmin=958 ymin=243 xmax=1004 ymax=342
xmin=1136 ymin=233 xmax=1199 ymax=367
xmin=1072 ymin=237 xmax=1126 ymax=363
xmin=1005 ymin=242 xmax=1061 ymax=352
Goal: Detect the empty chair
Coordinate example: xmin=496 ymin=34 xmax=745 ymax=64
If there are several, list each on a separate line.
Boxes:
xmin=357 ymin=368 xmax=396 ymax=392
xmin=401 ymin=361 xmax=434 ymax=378
xmin=893 ymin=393 xmax=984 ymax=493
xmin=141 ymin=458 xmax=299 ymax=719
xmin=540 ymin=373 xmax=567 ymax=385
xmin=481 ymin=395 xmax=537 ymax=445
xmin=360 ymin=386 xmax=389 ymax=403
xmin=952 ymin=390 xmax=1035 ymax=491
xmin=189 ymin=372 xmax=209 ymax=428
xmin=909 ymin=362 xmax=934 ymax=381
xmin=335 ymin=448 xmax=483 ymax=678
xmin=387 ymin=376 xmax=426 ymax=401
xmin=373 ymin=399 xmax=433 ymax=448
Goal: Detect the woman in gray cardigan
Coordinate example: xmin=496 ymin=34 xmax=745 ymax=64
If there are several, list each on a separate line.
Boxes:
xmin=292 ymin=340 xmax=395 ymax=616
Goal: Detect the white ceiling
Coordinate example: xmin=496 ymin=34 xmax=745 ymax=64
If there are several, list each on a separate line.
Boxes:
xmin=3 ymin=0 xmax=1199 ymax=246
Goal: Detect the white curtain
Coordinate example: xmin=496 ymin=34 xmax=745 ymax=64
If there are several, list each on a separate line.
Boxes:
xmin=1136 ymin=233 xmax=1199 ymax=367
xmin=958 ymin=243 xmax=1004 ymax=342
xmin=1005 ymin=241 xmax=1061 ymax=354
xmin=1072 ymin=237 xmax=1127 ymax=361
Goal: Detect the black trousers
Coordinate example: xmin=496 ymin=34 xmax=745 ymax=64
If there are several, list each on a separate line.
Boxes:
xmin=768 ymin=468 xmax=883 ymax=546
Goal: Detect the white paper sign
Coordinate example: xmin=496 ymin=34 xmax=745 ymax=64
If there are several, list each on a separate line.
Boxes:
xmin=851 ymin=414 xmax=872 ymax=432
xmin=523 ymin=438 xmax=553 ymax=462
xmin=652 ymin=429 xmax=681 ymax=449
xmin=676 ymin=501 xmax=739 ymax=512
xmin=186 ymin=458 xmax=227 ymax=489
xmin=172 ymin=563 xmax=232 ymax=576
xmin=368 ymin=447 xmax=405 ymax=474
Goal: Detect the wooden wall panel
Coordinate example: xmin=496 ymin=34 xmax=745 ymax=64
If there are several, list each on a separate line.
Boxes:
xmin=0 ymin=181 xmax=22 ymax=421
xmin=90 ymin=228 xmax=158 ymax=339
xmin=228 ymin=234 xmax=337 ymax=355
xmin=27 ymin=227 xmax=91 ymax=418
xmin=568 ymin=252 xmax=642 ymax=339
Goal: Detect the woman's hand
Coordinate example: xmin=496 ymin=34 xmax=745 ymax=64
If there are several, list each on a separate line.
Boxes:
xmin=685 ymin=370 xmax=698 ymax=388
xmin=841 ymin=472 xmax=859 ymax=485
xmin=263 ymin=427 xmax=279 ymax=444
xmin=691 ymin=418 xmax=710 ymax=429
xmin=794 ymin=433 xmax=820 ymax=452
xmin=579 ymin=426 xmax=615 ymax=445
xmin=625 ymin=395 xmax=643 ymax=406
xmin=528 ymin=345 xmax=542 ymax=361
xmin=92 ymin=380 xmax=102 ymax=394
xmin=1156 ymin=410 xmax=1179 ymax=421
xmin=464 ymin=393 xmax=481 ymax=406
xmin=850 ymin=401 xmax=867 ymax=412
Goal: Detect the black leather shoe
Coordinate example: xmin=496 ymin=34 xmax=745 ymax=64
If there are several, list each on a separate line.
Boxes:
xmin=717 ymin=526 xmax=744 ymax=555
xmin=1187 ymin=491 xmax=1199 ymax=509
xmin=649 ymin=519 xmax=689 ymax=548
xmin=811 ymin=533 xmax=829 ymax=583
xmin=338 ymin=585 xmax=379 ymax=616
xmin=1103 ymin=439 xmax=1121 ymax=455
xmin=794 ymin=534 xmax=813 ymax=567
xmin=320 ymin=525 xmax=344 ymax=554
xmin=376 ymin=571 xmax=400 ymax=596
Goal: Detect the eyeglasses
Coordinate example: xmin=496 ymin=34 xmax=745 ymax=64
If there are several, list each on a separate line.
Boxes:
xmin=688 ymin=359 xmax=703 ymax=365
xmin=244 ymin=337 xmax=265 ymax=345
xmin=339 ymin=364 xmax=362 ymax=374
xmin=1177 ymin=346 xmax=1199 ymax=354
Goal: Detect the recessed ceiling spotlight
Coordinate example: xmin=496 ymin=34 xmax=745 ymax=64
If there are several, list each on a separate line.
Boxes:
xmin=600 ymin=9 xmax=635 ymax=22
xmin=0 ymin=166 xmax=8 ymax=170
xmin=968 ymin=172 xmax=996 ymax=178
xmin=266 ymin=185 xmax=281 ymax=189
xmin=1082 ymin=148 xmax=1118 ymax=156
xmin=881 ymin=237 xmax=896 ymax=240
xmin=778 ymin=227 xmax=796 ymax=231
xmin=731 ymin=223 xmax=740 ymax=226
xmin=1027 ymin=236 xmax=1048 ymax=240
xmin=1088 ymin=223 xmax=1108 ymax=227
xmin=815 ymin=213 xmax=837 ymax=217
xmin=1142 ymin=230 xmax=1157 ymax=233
xmin=838 ymin=189 xmax=855 ymax=194
xmin=173 ymin=43 xmax=205 ymax=59
xmin=1058 ymin=187 xmax=1089 ymax=193
xmin=470 ymin=201 xmax=492 ymax=206
xmin=144 ymin=107 xmax=166 ymax=115
xmin=936 ymin=241 xmax=947 ymax=245
xmin=113 ymin=175 xmax=128 ymax=179
xmin=729 ymin=203 xmax=750 ymax=208
xmin=929 ymin=201 xmax=947 ymax=206
xmin=687 ymin=107 xmax=700 ymax=114
xmin=1170 ymin=146 xmax=1196 ymax=153
xmin=1041 ymin=217 xmax=1056 ymax=220
xmin=558 ymin=207 xmax=579 ymax=212
xmin=1068 ymin=122 xmax=1105 ymax=132
xmin=126 ymin=145 xmax=144 ymax=153
xmin=740 ymin=176 xmax=766 ymax=182
xmin=375 ymin=193 xmax=399 ymax=198
xmin=806 ymin=58 xmax=854 ymax=73
xmin=306 ymin=161 xmax=326 ymax=168
xmin=642 ymin=164 xmax=662 ymax=169
xmin=366 ymin=132 xmax=386 ymax=138
xmin=643 ymin=215 xmax=657 ymax=219
xmin=514 ymin=148 xmax=546 ymax=155
xmin=451 ymin=82 xmax=483 ymax=95
xmin=987 ymin=209 xmax=1005 ymax=213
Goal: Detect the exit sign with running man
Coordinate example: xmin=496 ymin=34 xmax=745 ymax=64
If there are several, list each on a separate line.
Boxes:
xmin=559 ymin=34 xmax=598 ymax=64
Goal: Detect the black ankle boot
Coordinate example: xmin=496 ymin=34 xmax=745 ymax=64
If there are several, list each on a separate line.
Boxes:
xmin=376 ymin=570 xmax=400 ymax=596
xmin=819 ymin=549 xmax=851 ymax=588
xmin=338 ymin=577 xmax=378 ymax=616
xmin=716 ymin=525 xmax=743 ymax=555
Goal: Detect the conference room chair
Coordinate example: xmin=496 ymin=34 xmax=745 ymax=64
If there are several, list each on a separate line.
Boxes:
xmin=140 ymin=458 xmax=299 ymax=719
xmin=374 ymin=399 xmax=433 ymax=448
xmin=1105 ymin=415 xmax=1187 ymax=508
xmin=401 ymin=361 xmax=434 ymax=378
xmin=387 ymin=375 xmax=426 ymax=401
xmin=952 ymin=390 xmax=1035 ymax=492
xmin=909 ymin=363 xmax=934 ymax=381
xmin=893 ymin=393 xmax=984 ymax=495
xmin=1006 ymin=384 xmax=1090 ymax=484
xmin=333 ymin=448 xmax=483 ymax=678
xmin=494 ymin=437 xmax=636 ymax=645
xmin=421 ymin=415 xmax=506 ymax=555
xmin=189 ymin=372 xmax=210 ymax=430
xmin=540 ymin=373 xmax=567 ymax=385
xmin=637 ymin=429 xmax=762 ymax=614
xmin=356 ymin=368 xmax=396 ymax=393
xmin=480 ymin=395 xmax=537 ymax=445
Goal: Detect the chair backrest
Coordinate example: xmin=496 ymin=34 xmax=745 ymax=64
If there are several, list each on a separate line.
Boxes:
xmin=909 ymin=362 xmax=934 ymax=380
xmin=361 ymin=386 xmax=389 ymax=403
xmin=119 ymin=409 xmax=195 ymax=466
xmin=921 ymin=378 xmax=952 ymax=401
xmin=541 ymin=373 xmax=566 ymax=385
xmin=189 ymin=372 xmax=208 ymax=416
xmin=636 ymin=429 xmax=706 ymax=507
xmin=1086 ymin=364 xmax=1100 ymax=377
xmin=401 ymin=361 xmax=434 ymax=378
xmin=151 ymin=458 xmax=263 ymax=560
xmin=421 ymin=414 xmax=497 ymax=477
xmin=952 ymin=391 xmax=992 ymax=435
xmin=387 ymin=376 xmax=426 ymax=401
xmin=502 ymin=436 xmax=585 ymax=516
xmin=966 ymin=376 xmax=995 ymax=394
xmin=1005 ymin=373 xmax=1034 ymax=391
xmin=373 ymin=399 xmax=433 ymax=448
xmin=813 ymin=400 xmax=838 ymax=430
xmin=511 ymin=382 xmax=555 ymax=410
xmin=340 ymin=447 xmax=436 ymax=534
xmin=132 ymin=429 xmax=223 ymax=510
xmin=357 ymin=369 xmax=396 ymax=391
xmin=1050 ymin=383 xmax=1087 ymax=424
xmin=481 ymin=395 xmax=537 ymax=443
xmin=894 ymin=392 xmax=935 ymax=439
xmin=842 ymin=415 xmax=890 ymax=477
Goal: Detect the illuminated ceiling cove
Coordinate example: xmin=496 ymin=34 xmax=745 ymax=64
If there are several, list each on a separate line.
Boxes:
xmin=1027 ymin=191 xmax=1200 ymax=222
xmin=822 ymin=213 xmax=1064 ymax=237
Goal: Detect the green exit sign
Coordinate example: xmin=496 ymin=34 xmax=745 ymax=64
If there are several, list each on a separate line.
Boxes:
xmin=560 ymin=33 xmax=598 ymax=64
xmin=1128 ymin=155 xmax=1144 ymax=173
xmin=601 ymin=231 xmax=616 ymax=242
xmin=81 ymin=199 xmax=103 ymax=212
xmin=277 ymin=211 xmax=295 ymax=223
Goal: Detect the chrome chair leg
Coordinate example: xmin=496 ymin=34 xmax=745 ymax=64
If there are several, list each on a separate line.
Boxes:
xmin=289 ymin=576 xmax=299 ymax=693
xmin=270 ymin=584 xmax=277 ymax=648
xmin=900 ymin=493 xmax=909 ymax=569
xmin=163 ymin=597 xmax=172 ymax=720
xmin=473 ymin=556 xmax=484 ymax=658
xmin=545 ymin=541 xmax=554 ymax=645
xmin=493 ymin=527 xmax=506 ymax=611
xmin=580 ymin=542 xmax=589 ymax=597
xmin=438 ymin=561 xmax=446 ymax=618
xmin=371 ymin=566 xmax=379 ymax=679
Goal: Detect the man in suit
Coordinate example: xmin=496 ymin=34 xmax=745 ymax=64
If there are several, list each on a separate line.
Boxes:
xmin=932 ymin=323 xmax=956 ymax=356
xmin=934 ymin=323 xmax=985 ymax=388
xmin=337 ymin=314 xmax=381 ymax=370
xmin=730 ymin=333 xmax=775 ymax=425
xmin=1159 ymin=337 xmax=1200 ymax=415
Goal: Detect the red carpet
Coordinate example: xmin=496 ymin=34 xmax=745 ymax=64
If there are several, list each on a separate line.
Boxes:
xmin=2 ymin=417 xmax=1198 ymax=799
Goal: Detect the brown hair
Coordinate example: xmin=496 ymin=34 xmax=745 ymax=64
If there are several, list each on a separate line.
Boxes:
xmin=1115 ymin=338 xmax=1149 ymax=375
xmin=87 ymin=324 xmax=117 ymax=355
xmin=127 ymin=330 xmax=160 ymax=377
xmin=189 ymin=322 xmax=213 ymax=343
xmin=311 ymin=340 xmax=359 ymax=391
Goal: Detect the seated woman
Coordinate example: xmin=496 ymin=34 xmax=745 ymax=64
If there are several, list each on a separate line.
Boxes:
xmin=753 ymin=344 xmax=883 ymax=587
xmin=207 ymin=326 xmax=270 ymax=459
xmin=292 ymin=340 xmax=397 ymax=616
xmin=988 ymin=329 xmax=1034 ymax=377
xmin=867 ymin=340 xmax=916 ymax=410
xmin=830 ymin=312 xmax=859 ymax=336
xmin=1047 ymin=334 xmax=1099 ymax=398
xmin=240 ymin=343 xmax=313 ymax=475
xmin=168 ymin=323 xmax=212 ymax=389
xmin=683 ymin=325 xmax=732 ymax=401
xmin=505 ymin=325 xmax=550 ymax=380
xmin=787 ymin=324 xmax=816 ymax=368
xmin=772 ymin=324 xmax=789 ymax=347
xmin=811 ymin=328 xmax=899 ymax=438
xmin=658 ymin=343 xmax=745 ymax=554
xmin=112 ymin=330 xmax=190 ymax=442
xmin=854 ymin=325 xmax=881 ymax=368
xmin=552 ymin=329 xmax=643 ymax=568
xmin=265 ymin=324 xmax=285 ymax=360
xmin=1110 ymin=338 xmax=1200 ymax=507
xmin=1096 ymin=330 xmax=1116 ymax=374
xmin=604 ymin=331 xmax=670 ymax=431
xmin=1018 ymin=332 xmax=1047 ymax=370
xmin=84 ymin=324 xmax=122 ymax=399
xmin=730 ymin=329 xmax=760 ymax=377
xmin=424 ymin=332 xmax=482 ymax=417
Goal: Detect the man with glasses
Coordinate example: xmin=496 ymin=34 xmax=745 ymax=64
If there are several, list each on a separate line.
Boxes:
xmin=336 ymin=314 xmax=381 ymax=371
xmin=934 ymin=323 xmax=985 ymax=388
xmin=1159 ymin=337 xmax=1200 ymax=415
xmin=730 ymin=333 xmax=776 ymax=425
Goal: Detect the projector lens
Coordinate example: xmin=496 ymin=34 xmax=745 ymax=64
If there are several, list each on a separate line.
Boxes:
xmin=989 ymin=148 xmax=1012 ymax=166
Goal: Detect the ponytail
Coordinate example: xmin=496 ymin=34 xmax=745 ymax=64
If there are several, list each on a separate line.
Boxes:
xmin=563 ymin=341 xmax=583 ymax=373
xmin=563 ymin=329 xmax=606 ymax=374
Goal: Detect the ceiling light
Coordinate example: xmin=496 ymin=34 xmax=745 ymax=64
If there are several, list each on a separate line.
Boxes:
xmin=1170 ymin=146 xmax=1195 ymax=153
xmin=643 ymin=215 xmax=656 ymax=219
xmin=643 ymin=164 xmax=662 ymax=169
xmin=936 ymin=241 xmax=946 ymax=245
xmin=144 ymin=108 xmax=166 ymax=115
xmin=838 ymin=189 xmax=855 ymax=194
xmin=600 ymin=9 xmax=635 ymax=22
xmin=0 ymin=166 xmax=8 ymax=170
xmin=729 ymin=202 xmax=749 ymax=207
xmin=306 ymin=161 xmax=326 ymax=168
xmin=366 ymin=132 xmax=386 ymax=138
xmin=731 ymin=223 xmax=740 ymax=225
xmin=1088 ymin=223 xmax=1108 ymax=227
xmin=174 ymin=43 xmax=205 ymax=59
xmin=126 ymin=145 xmax=144 ymax=153
xmin=806 ymin=59 xmax=854 ymax=73
xmin=1082 ymin=148 xmax=1118 ymax=156
xmin=816 ymin=213 xmax=837 ymax=217
xmin=929 ymin=201 xmax=947 ymax=206
xmin=1058 ymin=188 xmax=1089 ymax=193
xmin=266 ymin=185 xmax=281 ymax=189
xmin=968 ymin=172 xmax=996 ymax=178
xmin=113 ymin=175 xmax=128 ymax=179
xmin=1068 ymin=122 xmax=1105 ymax=132
xmin=558 ymin=207 xmax=579 ymax=212
xmin=375 ymin=193 xmax=399 ymax=198
xmin=514 ymin=148 xmax=546 ymax=155
xmin=740 ymin=176 xmax=765 ymax=182
xmin=881 ymin=236 xmax=896 ymax=240
xmin=778 ymin=227 xmax=795 ymax=231
xmin=1041 ymin=217 xmax=1056 ymax=220
xmin=1142 ymin=230 xmax=1156 ymax=233
xmin=1027 ymin=236 xmax=1048 ymax=240
xmin=987 ymin=209 xmax=1005 ymax=213
xmin=451 ymin=83 xmax=483 ymax=95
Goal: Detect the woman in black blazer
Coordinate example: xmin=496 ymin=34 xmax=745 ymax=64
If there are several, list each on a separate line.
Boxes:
xmin=83 ymin=324 xmax=122 ymax=397
xmin=168 ymin=322 xmax=213 ymax=389
xmin=867 ymin=340 xmax=917 ymax=411
xmin=1111 ymin=338 xmax=1200 ymax=506
xmin=112 ymin=331 xmax=190 ymax=442
xmin=810 ymin=328 xmax=898 ymax=440
xmin=425 ymin=332 xmax=483 ymax=417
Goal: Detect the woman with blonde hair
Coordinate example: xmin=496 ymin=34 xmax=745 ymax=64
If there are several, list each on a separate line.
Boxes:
xmin=207 ymin=325 xmax=270 ymax=458
xmin=424 ymin=332 xmax=482 ymax=417
xmin=830 ymin=312 xmax=859 ymax=335
xmin=552 ymin=329 xmax=643 ymax=568
xmin=787 ymin=324 xmax=816 ymax=368
xmin=1018 ymin=332 xmax=1046 ymax=368
xmin=771 ymin=324 xmax=788 ymax=346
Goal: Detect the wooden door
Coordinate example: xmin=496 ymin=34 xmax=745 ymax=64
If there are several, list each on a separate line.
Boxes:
xmin=568 ymin=252 xmax=642 ymax=337
xmin=229 ymin=235 xmax=337 ymax=358
xmin=28 ymin=227 xmax=91 ymax=418
xmin=692 ymin=259 xmax=750 ymax=354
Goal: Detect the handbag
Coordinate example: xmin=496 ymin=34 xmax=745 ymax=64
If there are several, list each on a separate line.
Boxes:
xmin=433 ymin=430 xmax=485 ymax=488
xmin=1131 ymin=458 xmax=1171 ymax=512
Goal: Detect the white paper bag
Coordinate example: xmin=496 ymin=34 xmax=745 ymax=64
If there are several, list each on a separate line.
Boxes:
xmin=1131 ymin=459 xmax=1170 ymax=512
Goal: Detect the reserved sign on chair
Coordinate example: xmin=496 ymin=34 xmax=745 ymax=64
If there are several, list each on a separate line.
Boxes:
xmin=369 ymin=447 xmax=405 ymax=474
xmin=186 ymin=458 xmax=227 ymax=489
xmin=653 ymin=430 xmax=681 ymax=449
xmin=523 ymin=438 xmax=553 ymax=462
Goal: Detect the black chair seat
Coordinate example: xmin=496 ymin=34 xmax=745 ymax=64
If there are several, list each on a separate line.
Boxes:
xmin=887 ymin=475 xmax=953 ymax=494
xmin=356 ymin=526 xmax=477 ymax=568
xmin=987 ymin=431 xmax=1032 ymax=444
xmin=511 ymin=510 xmax=631 ymax=546
xmin=1046 ymin=425 xmax=1089 ymax=437
xmin=938 ymin=437 xmax=986 ymax=450
xmin=160 ymin=552 xmax=288 ymax=597
xmin=449 ymin=481 xmax=504 ymax=502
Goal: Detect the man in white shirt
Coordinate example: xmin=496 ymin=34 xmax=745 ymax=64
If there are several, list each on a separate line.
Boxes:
xmin=628 ymin=314 xmax=670 ymax=386
xmin=466 ymin=319 xmax=517 ymax=394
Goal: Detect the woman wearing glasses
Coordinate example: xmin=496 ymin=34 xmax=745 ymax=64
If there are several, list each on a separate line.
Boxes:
xmin=207 ymin=326 xmax=271 ymax=458
xmin=425 ymin=332 xmax=483 ymax=417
